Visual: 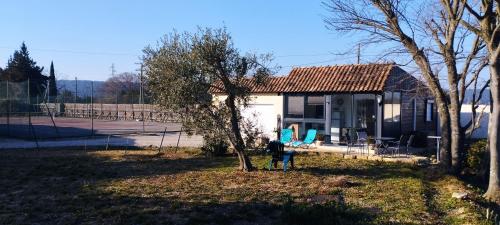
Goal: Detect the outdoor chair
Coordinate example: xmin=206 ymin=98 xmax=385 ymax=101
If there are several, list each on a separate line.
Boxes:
xmin=345 ymin=133 xmax=355 ymax=154
xmin=291 ymin=129 xmax=317 ymax=148
xmin=267 ymin=141 xmax=294 ymax=172
xmin=280 ymin=128 xmax=293 ymax=146
xmin=387 ymin=134 xmax=414 ymax=156
xmin=355 ymin=131 xmax=368 ymax=154
xmin=386 ymin=135 xmax=407 ymax=156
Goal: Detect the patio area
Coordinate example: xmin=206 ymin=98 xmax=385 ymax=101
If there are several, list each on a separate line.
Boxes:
xmin=286 ymin=143 xmax=431 ymax=165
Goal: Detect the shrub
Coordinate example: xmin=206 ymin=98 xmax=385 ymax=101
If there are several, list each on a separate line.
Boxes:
xmin=201 ymin=137 xmax=228 ymax=157
xmin=240 ymin=112 xmax=273 ymax=150
xmin=316 ymin=134 xmax=324 ymax=141
xmin=465 ymin=139 xmax=489 ymax=178
xmin=408 ymin=131 xmax=428 ymax=148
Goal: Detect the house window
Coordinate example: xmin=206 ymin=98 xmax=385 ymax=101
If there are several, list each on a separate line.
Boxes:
xmin=383 ymin=92 xmax=401 ymax=122
xmin=305 ymin=96 xmax=324 ymax=119
xmin=426 ymin=100 xmax=434 ymax=122
xmin=383 ymin=91 xmax=401 ymax=137
xmin=305 ymin=122 xmax=325 ymax=136
xmin=285 ymin=96 xmax=304 ymax=118
xmin=392 ymin=92 xmax=401 ymax=122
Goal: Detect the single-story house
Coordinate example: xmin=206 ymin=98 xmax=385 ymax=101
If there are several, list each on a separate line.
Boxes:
xmin=213 ymin=63 xmax=438 ymax=144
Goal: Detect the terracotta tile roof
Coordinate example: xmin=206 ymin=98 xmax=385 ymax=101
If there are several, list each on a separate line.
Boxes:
xmin=212 ymin=63 xmax=398 ymax=94
xmin=284 ymin=64 xmax=394 ymax=93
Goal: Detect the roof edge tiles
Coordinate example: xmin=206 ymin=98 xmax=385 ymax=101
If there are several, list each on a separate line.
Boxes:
xmin=211 ymin=63 xmax=399 ymax=94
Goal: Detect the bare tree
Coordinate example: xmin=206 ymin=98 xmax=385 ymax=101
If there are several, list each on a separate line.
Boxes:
xmin=99 ymin=72 xmax=141 ymax=104
xmin=461 ymin=0 xmax=500 ymax=203
xmin=323 ymin=0 xmax=489 ymax=173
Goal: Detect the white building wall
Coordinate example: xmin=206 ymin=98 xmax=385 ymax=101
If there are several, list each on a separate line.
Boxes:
xmin=213 ymin=93 xmax=283 ymax=139
xmin=460 ymin=104 xmax=490 ymax=139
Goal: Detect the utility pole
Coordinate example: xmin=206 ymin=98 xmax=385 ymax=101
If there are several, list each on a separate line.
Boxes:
xmin=111 ymin=63 xmax=118 ymax=120
xmin=357 ymin=43 xmax=361 ymax=64
xmin=110 ymin=63 xmax=116 ymax=77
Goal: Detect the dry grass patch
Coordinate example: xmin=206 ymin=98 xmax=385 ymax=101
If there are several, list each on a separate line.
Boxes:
xmin=0 ymin=149 xmax=493 ymax=225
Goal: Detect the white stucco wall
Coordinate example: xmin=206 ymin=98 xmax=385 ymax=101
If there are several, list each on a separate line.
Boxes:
xmin=213 ymin=93 xmax=283 ymax=139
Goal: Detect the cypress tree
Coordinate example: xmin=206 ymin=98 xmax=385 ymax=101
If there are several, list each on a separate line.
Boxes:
xmin=48 ymin=61 xmax=58 ymax=99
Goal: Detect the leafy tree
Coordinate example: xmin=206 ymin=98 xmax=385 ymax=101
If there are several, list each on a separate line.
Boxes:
xmin=48 ymin=61 xmax=58 ymax=100
xmin=59 ymin=89 xmax=79 ymax=103
xmin=143 ymin=28 xmax=274 ymax=171
xmin=2 ymin=42 xmax=48 ymax=97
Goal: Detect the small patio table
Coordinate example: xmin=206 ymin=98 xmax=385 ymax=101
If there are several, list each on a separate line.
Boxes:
xmin=427 ymin=136 xmax=441 ymax=162
xmin=375 ymin=137 xmax=396 ymax=155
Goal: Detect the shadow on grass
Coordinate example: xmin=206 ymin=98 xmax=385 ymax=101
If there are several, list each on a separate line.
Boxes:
xmin=294 ymin=160 xmax=433 ymax=182
xmin=0 ymin=148 xmax=375 ymax=224
xmin=0 ymin=149 xmax=237 ymax=182
xmin=0 ymin=149 xmax=447 ymax=224
xmin=0 ymin=189 xmax=376 ymax=225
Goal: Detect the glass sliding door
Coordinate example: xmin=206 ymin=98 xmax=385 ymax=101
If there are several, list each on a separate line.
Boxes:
xmin=353 ymin=94 xmax=377 ymax=136
xmin=284 ymin=94 xmax=326 ymax=139
xmin=331 ymin=94 xmax=353 ymax=142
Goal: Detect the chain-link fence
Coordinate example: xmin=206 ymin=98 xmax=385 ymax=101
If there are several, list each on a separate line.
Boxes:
xmin=0 ymin=78 xmax=181 ymax=141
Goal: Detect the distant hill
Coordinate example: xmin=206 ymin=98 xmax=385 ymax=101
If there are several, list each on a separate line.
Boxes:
xmin=57 ymin=80 xmax=105 ymax=97
xmin=57 ymin=80 xmax=490 ymax=104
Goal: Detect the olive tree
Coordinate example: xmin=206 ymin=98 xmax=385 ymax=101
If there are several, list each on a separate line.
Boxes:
xmin=142 ymin=28 xmax=273 ymax=171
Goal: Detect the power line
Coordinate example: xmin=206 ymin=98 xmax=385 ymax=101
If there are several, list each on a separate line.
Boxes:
xmin=0 ymin=46 xmax=139 ymax=56
xmin=275 ymin=52 xmax=338 ymax=58
xmin=0 ymin=45 xmax=388 ymax=58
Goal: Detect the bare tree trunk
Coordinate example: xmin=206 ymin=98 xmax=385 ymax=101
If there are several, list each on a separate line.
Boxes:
xmin=484 ymin=59 xmax=500 ymax=202
xmin=449 ymin=98 xmax=464 ymax=173
xmin=438 ymin=103 xmax=452 ymax=167
xmin=226 ymin=95 xmax=253 ymax=171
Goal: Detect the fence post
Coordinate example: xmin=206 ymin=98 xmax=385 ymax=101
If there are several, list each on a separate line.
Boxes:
xmin=175 ymin=126 xmax=182 ymax=153
xmin=6 ymin=80 xmax=10 ymax=136
xmin=141 ymin=64 xmax=145 ymax=133
xmin=115 ymin=90 xmax=118 ymax=120
xmin=158 ymin=126 xmax=167 ymax=153
xmin=28 ymin=78 xmax=31 ymax=128
xmin=74 ymin=77 xmax=77 ymax=118
xmin=91 ymin=81 xmax=94 ymax=136
xmin=27 ymin=79 xmax=39 ymax=150
xmin=105 ymin=135 xmax=111 ymax=150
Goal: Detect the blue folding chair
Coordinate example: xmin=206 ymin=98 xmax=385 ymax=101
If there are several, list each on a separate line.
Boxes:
xmin=280 ymin=129 xmax=293 ymax=146
xmin=292 ymin=129 xmax=317 ymax=148
xmin=267 ymin=141 xmax=294 ymax=172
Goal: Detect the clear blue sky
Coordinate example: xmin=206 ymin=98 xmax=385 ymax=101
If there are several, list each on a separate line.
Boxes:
xmin=0 ymin=0 xmax=384 ymax=81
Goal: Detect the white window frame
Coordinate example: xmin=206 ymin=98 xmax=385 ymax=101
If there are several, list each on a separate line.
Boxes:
xmin=426 ymin=100 xmax=434 ymax=122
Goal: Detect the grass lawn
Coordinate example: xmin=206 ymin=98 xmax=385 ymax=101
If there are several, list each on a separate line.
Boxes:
xmin=0 ymin=148 xmax=494 ymax=225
